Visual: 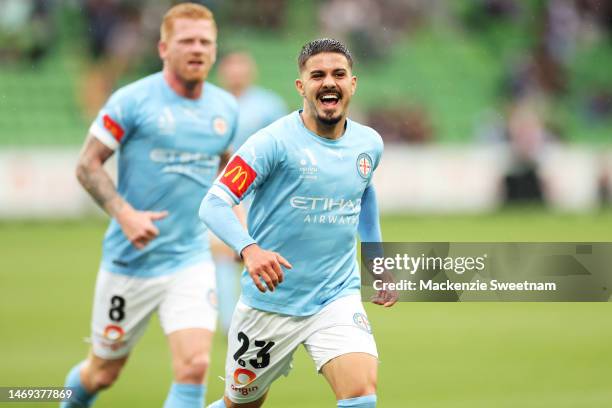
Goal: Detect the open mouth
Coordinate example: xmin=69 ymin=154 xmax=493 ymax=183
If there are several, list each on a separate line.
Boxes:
xmin=188 ymin=60 xmax=204 ymax=69
xmin=318 ymin=92 xmax=341 ymax=108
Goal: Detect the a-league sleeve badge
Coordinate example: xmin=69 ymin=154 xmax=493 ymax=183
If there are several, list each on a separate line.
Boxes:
xmin=356 ymin=153 xmax=373 ymax=179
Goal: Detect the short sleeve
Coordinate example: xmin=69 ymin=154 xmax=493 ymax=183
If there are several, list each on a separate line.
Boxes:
xmin=208 ymin=130 xmax=279 ymax=205
xmin=88 ymin=88 xmax=137 ymax=150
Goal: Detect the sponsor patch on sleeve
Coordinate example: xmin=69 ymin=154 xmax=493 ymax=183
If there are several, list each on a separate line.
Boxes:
xmin=221 ymin=155 xmax=257 ymax=199
xmin=103 ymin=114 xmax=125 ymax=142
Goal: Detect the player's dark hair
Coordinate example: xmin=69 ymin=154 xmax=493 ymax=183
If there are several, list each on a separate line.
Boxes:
xmin=298 ymin=38 xmax=353 ymax=72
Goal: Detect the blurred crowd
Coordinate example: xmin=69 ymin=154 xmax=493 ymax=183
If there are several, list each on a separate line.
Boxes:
xmin=1 ymin=0 xmax=611 ymax=205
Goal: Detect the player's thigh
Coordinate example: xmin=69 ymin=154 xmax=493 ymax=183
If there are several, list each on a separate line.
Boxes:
xmin=90 ymin=268 xmax=166 ymax=359
xmin=304 ymin=295 xmax=379 ymax=399
xmin=321 ymin=352 xmax=377 ymax=400
xmin=158 ymin=260 xmax=218 ymax=335
xmin=224 ymin=301 xmax=304 ymax=405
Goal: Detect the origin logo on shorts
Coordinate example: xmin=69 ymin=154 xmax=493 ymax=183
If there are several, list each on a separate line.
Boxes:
xmin=102 ymin=324 xmax=127 ymax=351
xmin=353 ymin=313 xmax=372 ymax=334
xmin=231 ymin=368 xmax=258 ymax=396
xmin=221 ymin=156 xmax=257 ymax=199
xmin=103 ymin=324 xmax=125 ymax=341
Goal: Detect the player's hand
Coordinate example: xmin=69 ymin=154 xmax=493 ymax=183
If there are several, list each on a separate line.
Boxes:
xmin=116 ymin=205 xmax=169 ymax=250
xmin=241 ymin=244 xmax=292 ymax=293
xmin=371 ymin=271 xmax=398 ymax=307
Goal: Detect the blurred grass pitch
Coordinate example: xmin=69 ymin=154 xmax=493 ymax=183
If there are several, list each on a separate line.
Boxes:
xmin=1 ymin=210 xmax=611 ymax=407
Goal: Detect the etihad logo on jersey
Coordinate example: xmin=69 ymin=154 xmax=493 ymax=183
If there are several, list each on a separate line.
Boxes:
xmin=221 ymin=156 xmax=257 ymax=198
xmin=103 ymin=114 xmax=125 ymax=142
xmin=290 ymin=196 xmax=361 ymax=225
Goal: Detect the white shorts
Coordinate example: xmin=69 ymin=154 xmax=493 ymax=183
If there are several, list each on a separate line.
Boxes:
xmin=224 ymin=294 xmax=378 ymax=403
xmin=90 ymin=261 xmax=218 ymax=359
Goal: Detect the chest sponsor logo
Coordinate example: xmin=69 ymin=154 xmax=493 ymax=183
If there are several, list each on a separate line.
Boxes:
xmin=221 ymin=156 xmax=257 ymax=198
xmin=290 ymin=196 xmax=361 ymax=224
xmin=356 ymin=153 xmax=373 ymax=179
xmin=103 ymin=114 xmax=125 ymax=142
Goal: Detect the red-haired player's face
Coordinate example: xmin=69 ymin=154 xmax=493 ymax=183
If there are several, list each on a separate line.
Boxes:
xmin=296 ymin=52 xmax=357 ymax=126
xmin=159 ymin=18 xmax=217 ymax=84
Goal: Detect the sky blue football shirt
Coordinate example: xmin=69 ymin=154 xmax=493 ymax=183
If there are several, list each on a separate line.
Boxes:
xmin=90 ymin=72 xmax=238 ymax=277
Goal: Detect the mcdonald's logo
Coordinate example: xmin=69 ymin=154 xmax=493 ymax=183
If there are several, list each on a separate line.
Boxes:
xmin=221 ymin=155 xmax=257 ymax=198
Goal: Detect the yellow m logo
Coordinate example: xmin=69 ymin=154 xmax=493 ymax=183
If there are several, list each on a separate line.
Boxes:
xmin=224 ymin=166 xmax=249 ymax=191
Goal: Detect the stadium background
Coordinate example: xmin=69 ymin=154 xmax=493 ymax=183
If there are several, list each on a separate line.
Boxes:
xmin=1 ymin=0 xmax=611 ymax=407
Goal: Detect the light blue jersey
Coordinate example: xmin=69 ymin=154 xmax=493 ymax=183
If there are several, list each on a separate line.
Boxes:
xmin=231 ymin=86 xmax=287 ymax=151
xmin=208 ymin=111 xmax=383 ymax=315
xmin=90 ymin=72 xmax=238 ymax=277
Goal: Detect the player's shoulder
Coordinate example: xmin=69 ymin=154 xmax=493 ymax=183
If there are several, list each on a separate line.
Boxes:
xmin=349 ymin=118 xmax=384 ymax=149
xmin=204 ymin=82 xmax=239 ymax=113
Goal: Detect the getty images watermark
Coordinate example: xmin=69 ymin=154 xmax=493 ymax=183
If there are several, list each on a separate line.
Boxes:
xmin=360 ymin=243 xmax=612 ymax=301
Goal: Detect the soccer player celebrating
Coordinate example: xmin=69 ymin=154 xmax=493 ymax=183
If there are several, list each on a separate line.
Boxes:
xmin=201 ymin=39 xmax=396 ymax=408
xmin=212 ymin=51 xmax=288 ymax=334
xmin=62 ymin=4 xmax=237 ymax=408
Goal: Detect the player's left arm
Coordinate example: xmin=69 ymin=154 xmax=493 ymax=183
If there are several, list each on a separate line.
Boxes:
xmin=359 ymin=185 xmax=398 ymax=307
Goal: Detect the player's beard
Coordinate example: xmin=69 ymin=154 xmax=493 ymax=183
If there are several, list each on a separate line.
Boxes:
xmin=317 ymin=110 xmax=343 ymax=126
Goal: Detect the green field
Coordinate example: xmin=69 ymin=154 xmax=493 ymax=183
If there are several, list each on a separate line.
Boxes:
xmin=1 ymin=211 xmax=612 ymax=407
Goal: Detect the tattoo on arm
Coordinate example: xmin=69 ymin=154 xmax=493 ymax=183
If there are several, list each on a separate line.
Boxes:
xmin=76 ymin=136 xmax=125 ymax=216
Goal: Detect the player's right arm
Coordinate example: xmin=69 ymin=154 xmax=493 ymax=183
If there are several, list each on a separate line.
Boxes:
xmin=199 ymin=130 xmax=292 ymax=292
xmin=78 ymin=87 xmax=167 ymax=250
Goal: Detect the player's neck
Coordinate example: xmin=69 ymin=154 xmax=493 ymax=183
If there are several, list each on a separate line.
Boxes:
xmin=300 ymin=111 xmax=346 ymax=140
xmin=163 ymin=68 xmax=204 ymax=99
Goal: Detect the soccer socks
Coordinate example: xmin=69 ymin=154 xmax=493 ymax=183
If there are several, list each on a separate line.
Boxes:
xmin=163 ymin=383 xmax=206 ymax=408
xmin=337 ymin=394 xmax=377 ymax=408
xmin=206 ymin=398 xmax=227 ymax=408
xmin=60 ymin=362 xmax=98 ymax=407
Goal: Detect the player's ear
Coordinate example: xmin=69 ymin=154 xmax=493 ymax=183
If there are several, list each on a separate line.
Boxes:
xmin=295 ymin=78 xmax=305 ymax=97
xmin=350 ymin=75 xmax=357 ymax=96
xmin=211 ymin=42 xmax=217 ymax=65
xmin=158 ymin=40 xmax=167 ymax=60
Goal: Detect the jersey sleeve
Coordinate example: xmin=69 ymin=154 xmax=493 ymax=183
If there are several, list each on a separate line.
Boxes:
xmin=88 ymin=87 xmax=138 ymax=150
xmin=367 ymin=130 xmax=384 ymax=187
xmin=207 ymin=130 xmax=279 ymax=205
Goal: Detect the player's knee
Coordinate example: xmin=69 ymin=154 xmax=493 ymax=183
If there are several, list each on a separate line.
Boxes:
xmin=175 ymin=353 xmax=210 ymax=383
xmin=337 ymin=381 xmax=377 ymax=401
xmin=90 ymin=365 xmax=123 ymax=390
